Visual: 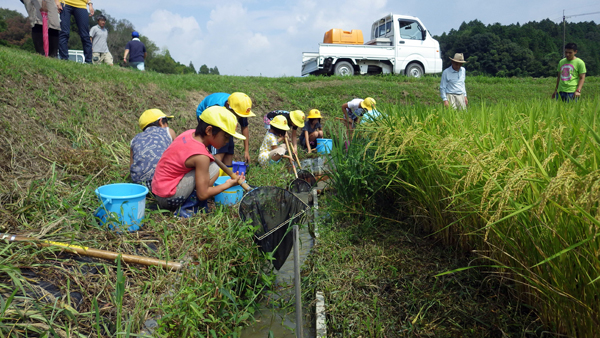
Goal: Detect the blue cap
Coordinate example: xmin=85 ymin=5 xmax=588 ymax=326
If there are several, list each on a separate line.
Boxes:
xmin=132 ymin=31 xmax=139 ymax=38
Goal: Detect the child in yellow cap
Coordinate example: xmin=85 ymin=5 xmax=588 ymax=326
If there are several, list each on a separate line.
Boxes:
xmin=196 ymin=92 xmax=255 ymax=167
xmin=258 ymin=115 xmax=293 ymax=166
xmin=152 ymin=106 xmax=246 ymax=217
xmin=263 ymin=110 xmax=305 ymax=155
xmin=130 ymin=109 xmax=177 ymax=189
xmin=341 ymin=97 xmax=376 ymax=137
xmin=300 ymin=109 xmax=324 ymax=153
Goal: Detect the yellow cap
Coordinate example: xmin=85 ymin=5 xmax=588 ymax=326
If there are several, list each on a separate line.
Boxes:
xmin=199 ymin=106 xmax=246 ymax=140
xmin=228 ymin=92 xmax=256 ymax=118
xmin=290 ymin=110 xmax=305 ymax=128
xmin=139 ymin=109 xmax=173 ymax=130
xmin=270 ymin=115 xmax=290 ymax=131
xmin=360 ymin=97 xmax=376 ymax=111
xmin=307 ymin=109 xmax=322 ymax=119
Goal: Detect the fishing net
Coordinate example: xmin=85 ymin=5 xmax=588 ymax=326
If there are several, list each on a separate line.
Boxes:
xmin=238 ymin=186 xmax=309 ymax=270
xmin=289 ymin=178 xmax=312 ymax=194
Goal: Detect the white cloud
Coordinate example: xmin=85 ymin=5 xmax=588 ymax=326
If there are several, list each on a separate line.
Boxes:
xmin=135 ymin=0 xmax=398 ymax=76
xmin=143 ymin=10 xmax=201 ymax=43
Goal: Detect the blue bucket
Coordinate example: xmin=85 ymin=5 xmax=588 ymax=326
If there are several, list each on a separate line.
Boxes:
xmin=316 ymin=138 xmax=332 ymax=154
xmin=94 ymin=183 xmax=148 ymax=232
xmin=214 ymin=176 xmax=244 ymax=205
xmin=232 ymin=161 xmax=248 ymax=175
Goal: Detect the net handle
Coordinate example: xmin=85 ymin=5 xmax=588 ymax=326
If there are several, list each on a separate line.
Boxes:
xmin=214 ymin=158 xmax=252 ymax=191
xmin=284 ymin=137 xmax=298 ymax=178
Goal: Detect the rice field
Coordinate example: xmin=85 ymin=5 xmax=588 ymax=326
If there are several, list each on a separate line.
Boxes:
xmin=352 ymin=99 xmax=600 ymax=336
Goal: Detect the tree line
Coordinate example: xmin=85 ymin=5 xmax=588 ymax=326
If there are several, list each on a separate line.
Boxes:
xmin=0 ymin=7 xmax=219 ymax=75
xmin=435 ymin=19 xmax=600 ymax=77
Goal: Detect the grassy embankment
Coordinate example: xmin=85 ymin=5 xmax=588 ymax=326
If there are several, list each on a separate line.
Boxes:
xmin=1 ymin=46 xmax=599 ymax=336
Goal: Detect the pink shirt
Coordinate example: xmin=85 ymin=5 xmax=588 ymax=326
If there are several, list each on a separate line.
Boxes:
xmin=152 ymin=129 xmax=214 ymax=198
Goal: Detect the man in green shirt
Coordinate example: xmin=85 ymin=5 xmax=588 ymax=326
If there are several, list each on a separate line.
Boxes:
xmin=552 ymin=42 xmax=586 ymax=102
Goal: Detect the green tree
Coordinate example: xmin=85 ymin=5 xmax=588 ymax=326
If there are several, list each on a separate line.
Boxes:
xmin=209 ymin=66 xmax=220 ymax=75
xmin=435 ymin=19 xmax=600 ymax=76
xmin=199 ymin=64 xmax=209 ymax=74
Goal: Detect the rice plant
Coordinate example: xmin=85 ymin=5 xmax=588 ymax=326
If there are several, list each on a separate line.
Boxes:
xmin=347 ymin=99 xmax=600 ymax=336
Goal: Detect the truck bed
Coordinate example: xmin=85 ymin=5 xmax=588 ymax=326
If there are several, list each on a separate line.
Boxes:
xmin=302 ymin=43 xmax=395 ymax=75
xmin=303 ymin=43 xmax=395 ymax=62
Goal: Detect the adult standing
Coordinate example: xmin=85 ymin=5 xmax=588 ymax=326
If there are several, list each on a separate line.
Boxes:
xmin=123 ymin=31 xmax=146 ymax=71
xmin=89 ymin=15 xmax=112 ymax=65
xmin=552 ymin=42 xmax=586 ymax=102
xmin=21 ymin=0 xmax=60 ymax=58
xmin=196 ymin=92 xmax=255 ymax=166
xmin=56 ymin=0 xmax=94 ymax=63
xmin=440 ymin=53 xmax=468 ymax=110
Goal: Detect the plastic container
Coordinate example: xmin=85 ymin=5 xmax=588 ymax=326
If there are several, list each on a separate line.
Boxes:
xmin=219 ymin=165 xmax=233 ymax=177
xmin=94 ymin=183 xmax=148 ymax=232
xmin=316 ymin=138 xmax=333 ymax=154
xmin=232 ymin=161 xmax=248 ymax=175
xmin=323 ymin=29 xmax=364 ymax=44
xmin=214 ymin=176 xmax=244 ymax=205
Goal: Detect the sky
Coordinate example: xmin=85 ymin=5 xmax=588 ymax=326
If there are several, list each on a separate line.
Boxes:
xmin=2 ymin=0 xmax=599 ymax=76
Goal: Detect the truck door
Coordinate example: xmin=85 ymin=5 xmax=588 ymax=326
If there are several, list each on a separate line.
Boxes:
xmin=396 ymin=19 xmax=435 ymax=74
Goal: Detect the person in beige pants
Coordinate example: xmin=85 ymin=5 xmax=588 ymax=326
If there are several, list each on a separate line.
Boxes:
xmin=440 ymin=53 xmax=468 ymax=110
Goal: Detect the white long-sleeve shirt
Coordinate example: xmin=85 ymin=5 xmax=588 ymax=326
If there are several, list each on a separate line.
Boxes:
xmin=439 ymin=66 xmax=467 ymax=101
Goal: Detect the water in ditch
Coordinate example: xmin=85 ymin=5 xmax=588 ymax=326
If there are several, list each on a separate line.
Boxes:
xmin=242 ymin=191 xmax=316 ymax=338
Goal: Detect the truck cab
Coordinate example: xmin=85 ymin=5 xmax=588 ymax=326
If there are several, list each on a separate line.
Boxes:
xmin=301 ymin=13 xmax=443 ymax=77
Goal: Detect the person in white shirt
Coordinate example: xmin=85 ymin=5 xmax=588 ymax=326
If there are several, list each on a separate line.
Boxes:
xmin=440 ymin=53 xmax=468 ymax=110
xmin=89 ymin=15 xmax=113 ymax=65
xmin=341 ymin=97 xmax=376 ymax=138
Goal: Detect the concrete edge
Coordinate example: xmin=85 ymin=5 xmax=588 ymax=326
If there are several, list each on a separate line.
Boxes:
xmin=316 ymin=291 xmax=326 ymax=338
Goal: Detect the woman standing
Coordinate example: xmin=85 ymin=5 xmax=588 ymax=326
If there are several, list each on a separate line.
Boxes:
xmin=56 ymin=0 xmax=94 ymax=63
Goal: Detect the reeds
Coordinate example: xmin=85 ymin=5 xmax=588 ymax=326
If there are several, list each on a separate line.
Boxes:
xmin=346 ymin=99 xmax=600 ymax=336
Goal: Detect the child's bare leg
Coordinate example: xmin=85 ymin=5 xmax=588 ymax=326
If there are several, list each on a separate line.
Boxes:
xmin=308 ymin=131 xmax=320 ymax=142
xmin=220 ymin=153 xmax=234 ymax=167
xmin=214 ymin=153 xmax=225 ymax=163
xmin=344 ymin=119 xmax=352 ymax=139
xmin=269 ymin=144 xmax=287 ymax=162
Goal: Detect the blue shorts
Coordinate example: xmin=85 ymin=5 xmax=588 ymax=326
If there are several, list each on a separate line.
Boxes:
xmin=557 ymin=92 xmax=577 ymax=102
xmin=130 ymin=62 xmax=145 ymax=71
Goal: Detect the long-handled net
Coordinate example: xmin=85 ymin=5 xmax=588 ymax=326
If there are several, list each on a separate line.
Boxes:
xmin=238 ymin=186 xmax=309 ymax=270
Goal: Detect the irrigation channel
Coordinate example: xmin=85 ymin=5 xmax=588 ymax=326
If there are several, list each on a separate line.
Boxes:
xmin=241 ymin=177 xmax=327 ymax=337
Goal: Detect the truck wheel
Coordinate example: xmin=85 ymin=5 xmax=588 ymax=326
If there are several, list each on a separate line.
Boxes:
xmin=334 ymin=61 xmax=354 ymax=76
xmin=405 ymin=63 xmax=424 ymax=78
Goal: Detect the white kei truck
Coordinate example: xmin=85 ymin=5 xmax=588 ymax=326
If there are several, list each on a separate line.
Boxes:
xmin=301 ymin=13 xmax=443 ymax=77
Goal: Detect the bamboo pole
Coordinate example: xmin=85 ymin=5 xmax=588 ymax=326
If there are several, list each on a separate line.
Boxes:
xmin=284 ymin=137 xmax=298 ymax=179
xmin=0 ymin=233 xmax=182 ymax=270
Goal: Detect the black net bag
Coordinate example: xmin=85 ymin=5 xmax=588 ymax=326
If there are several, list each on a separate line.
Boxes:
xmin=297 ymin=169 xmax=317 ymax=187
xmin=238 ymin=186 xmax=309 ymax=270
xmin=289 ymin=178 xmax=312 ymax=194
